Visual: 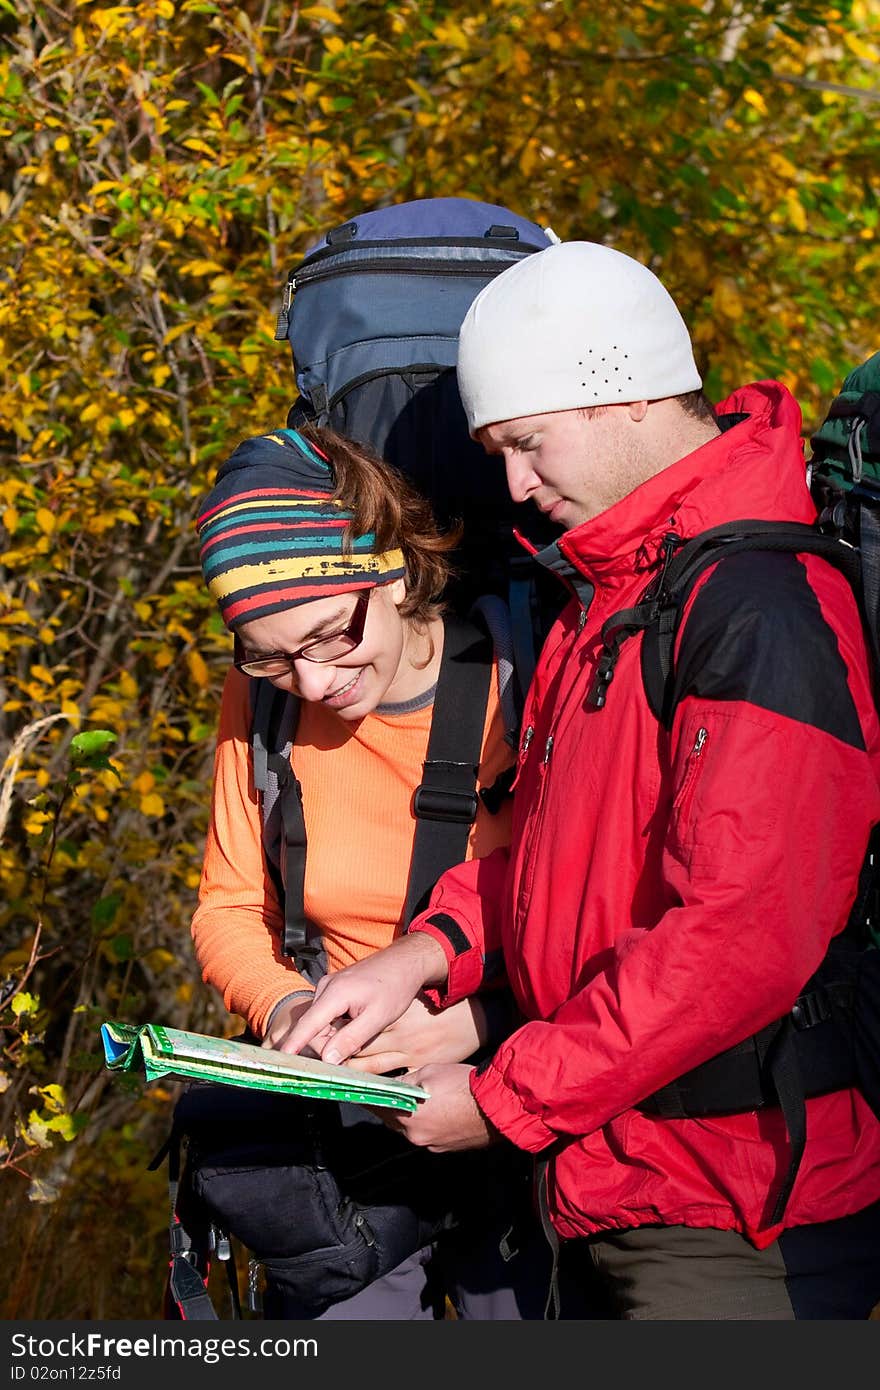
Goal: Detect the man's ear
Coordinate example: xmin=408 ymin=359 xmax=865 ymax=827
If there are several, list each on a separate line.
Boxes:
xmin=626 ymin=400 xmax=650 ymax=423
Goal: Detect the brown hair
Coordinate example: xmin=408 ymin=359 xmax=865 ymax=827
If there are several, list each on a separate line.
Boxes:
xmin=675 ymin=388 xmax=716 ymax=423
xmin=299 ymin=422 xmax=461 ymax=624
xmin=579 ymin=388 xmax=715 ymax=422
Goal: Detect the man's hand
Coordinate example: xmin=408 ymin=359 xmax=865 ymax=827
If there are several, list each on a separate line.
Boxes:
xmin=344 ymin=995 xmax=486 ymax=1075
xmin=277 ymin=933 xmax=449 ymax=1061
xmin=383 ymin=1063 xmax=495 ymax=1151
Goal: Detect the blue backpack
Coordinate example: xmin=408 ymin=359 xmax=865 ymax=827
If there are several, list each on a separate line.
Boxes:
xmin=275 ymin=196 xmax=561 ymax=687
xmin=258 ymin=199 xmax=564 ymax=974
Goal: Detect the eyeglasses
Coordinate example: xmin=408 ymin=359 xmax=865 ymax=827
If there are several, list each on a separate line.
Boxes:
xmin=233 ymin=588 xmax=373 ymax=677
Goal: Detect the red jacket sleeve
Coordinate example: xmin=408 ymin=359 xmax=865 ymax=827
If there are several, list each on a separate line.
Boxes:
xmin=407 ymin=845 xmax=511 ymax=1005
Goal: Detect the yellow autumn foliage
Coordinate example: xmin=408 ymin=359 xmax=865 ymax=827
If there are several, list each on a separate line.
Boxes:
xmin=1 ymin=0 xmax=878 ymax=1320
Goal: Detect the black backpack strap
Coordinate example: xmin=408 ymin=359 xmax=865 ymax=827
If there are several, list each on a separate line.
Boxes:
xmin=623 ymin=520 xmax=868 ymax=1222
xmin=250 ymin=678 xmax=326 ymax=978
xmin=638 ymin=522 xmax=860 ymax=724
xmin=587 ymin=532 xmax=683 ymax=711
xmin=856 ymin=493 xmax=880 ymax=672
xmin=762 ymin=1020 xmax=807 ymax=1225
xmin=251 ymin=677 xmax=298 ymax=905
xmin=276 ymin=750 xmax=327 ymax=978
xmin=251 ymin=616 xmax=495 ymax=965
xmin=403 ymin=613 xmax=494 ymax=925
xmin=149 ymin=1121 xmax=222 ymax=1320
xmin=534 ymin=1153 xmax=562 ymax=1321
xmin=167 ymin=1247 xmax=219 ymax=1321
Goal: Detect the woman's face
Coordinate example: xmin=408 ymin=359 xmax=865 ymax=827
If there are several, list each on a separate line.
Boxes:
xmin=235 ymin=578 xmax=424 ymax=720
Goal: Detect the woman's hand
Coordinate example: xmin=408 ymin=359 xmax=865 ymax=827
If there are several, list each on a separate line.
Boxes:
xmin=260 ymin=996 xmax=317 ymax=1053
xmin=343 ymin=995 xmax=486 ymax=1075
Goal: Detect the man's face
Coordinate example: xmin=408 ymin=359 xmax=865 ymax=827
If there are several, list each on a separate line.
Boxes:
xmin=478 ymin=406 xmax=648 ymax=532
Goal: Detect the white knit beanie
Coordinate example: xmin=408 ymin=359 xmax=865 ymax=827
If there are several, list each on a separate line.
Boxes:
xmin=457 ymin=241 xmax=702 ymax=432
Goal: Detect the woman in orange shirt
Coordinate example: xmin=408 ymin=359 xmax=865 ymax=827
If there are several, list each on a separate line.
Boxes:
xmin=192 ymin=422 xmax=547 ymax=1320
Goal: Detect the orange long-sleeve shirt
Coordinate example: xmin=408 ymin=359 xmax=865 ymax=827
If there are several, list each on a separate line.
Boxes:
xmin=191 ymin=663 xmax=513 ymax=1037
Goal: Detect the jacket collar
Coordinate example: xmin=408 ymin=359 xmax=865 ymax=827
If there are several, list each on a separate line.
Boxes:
xmin=544 ymin=381 xmax=813 ymax=597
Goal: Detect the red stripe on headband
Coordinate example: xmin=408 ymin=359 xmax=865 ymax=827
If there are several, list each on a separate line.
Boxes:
xmin=196 ymin=485 xmax=336 ymax=527
xmin=223 ymin=580 xmax=375 ymax=623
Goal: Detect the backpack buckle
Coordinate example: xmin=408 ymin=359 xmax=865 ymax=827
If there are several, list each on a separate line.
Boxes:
xmin=413 ymin=785 xmax=479 ymax=824
xmin=791 ymin=988 xmax=832 ymax=1030
xmin=587 ymin=647 xmax=617 ymax=709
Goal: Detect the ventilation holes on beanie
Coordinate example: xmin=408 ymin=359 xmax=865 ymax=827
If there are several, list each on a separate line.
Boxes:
xmin=580 ymin=345 xmax=632 ymax=396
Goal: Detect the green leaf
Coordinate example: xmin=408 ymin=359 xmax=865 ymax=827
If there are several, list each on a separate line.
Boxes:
xmin=194 ymin=85 xmax=220 ymax=112
xmin=69 ymin=730 xmax=121 ymax=778
xmin=92 ymin=895 xmax=122 ymax=927
xmin=70 ymin=730 xmax=117 ymax=759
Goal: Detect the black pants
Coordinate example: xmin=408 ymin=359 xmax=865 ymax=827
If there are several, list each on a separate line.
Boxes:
xmin=569 ymin=1200 xmax=880 ymax=1319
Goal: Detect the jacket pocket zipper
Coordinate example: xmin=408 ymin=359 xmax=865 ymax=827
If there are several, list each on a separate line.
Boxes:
xmin=673 ymin=726 xmax=708 ymax=825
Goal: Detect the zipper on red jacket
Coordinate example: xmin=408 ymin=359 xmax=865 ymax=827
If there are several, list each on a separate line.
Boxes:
xmin=674 ymin=726 xmax=708 ymax=825
xmin=510 ymin=724 xmax=535 ymax=792
xmin=518 ymin=732 xmax=556 ymax=915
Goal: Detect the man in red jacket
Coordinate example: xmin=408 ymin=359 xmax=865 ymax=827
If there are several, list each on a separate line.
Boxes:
xmin=285 ymin=242 xmax=880 ymax=1318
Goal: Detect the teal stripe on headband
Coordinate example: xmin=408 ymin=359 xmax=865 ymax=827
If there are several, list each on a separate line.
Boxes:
xmin=275 ymin=428 xmax=332 ymax=468
xmin=199 ymin=505 xmax=347 ymax=542
xmin=202 ymin=531 xmax=378 ymax=577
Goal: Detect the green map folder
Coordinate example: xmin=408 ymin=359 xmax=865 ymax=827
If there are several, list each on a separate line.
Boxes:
xmin=100 ymin=1021 xmax=428 ymax=1112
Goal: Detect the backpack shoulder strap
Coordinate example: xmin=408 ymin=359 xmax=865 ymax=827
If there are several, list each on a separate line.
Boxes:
xmin=251 ymin=676 xmax=298 ymax=802
xmin=250 ymin=679 xmax=326 ymax=976
xmin=403 ymin=612 xmax=495 ymax=925
xmin=631 ymin=518 xmax=870 ymax=1222
xmin=469 ymin=592 xmax=522 ymax=747
xmin=251 ymin=610 xmax=502 ymax=960
xmin=636 ymin=521 xmax=860 ymax=726
xmin=850 ymin=488 xmax=880 ymax=673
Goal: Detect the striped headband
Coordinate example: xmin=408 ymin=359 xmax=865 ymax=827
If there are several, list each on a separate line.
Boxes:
xmin=196 ymin=429 xmax=406 ymax=629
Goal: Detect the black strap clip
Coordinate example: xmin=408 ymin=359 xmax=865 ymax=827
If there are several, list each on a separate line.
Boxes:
xmin=790 ymin=987 xmax=832 ymax=1030
xmin=413 ymin=780 xmax=479 ymax=824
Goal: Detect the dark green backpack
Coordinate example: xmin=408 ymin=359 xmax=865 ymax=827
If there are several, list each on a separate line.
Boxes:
xmin=809 ymin=351 xmax=880 ymax=671
xmin=809 ymin=349 xmax=880 ymax=493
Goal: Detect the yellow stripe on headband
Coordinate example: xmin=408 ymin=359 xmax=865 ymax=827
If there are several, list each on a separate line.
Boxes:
xmin=206 ymin=549 xmax=406 ymax=600
xmin=205 ymin=495 xmax=346 ymax=521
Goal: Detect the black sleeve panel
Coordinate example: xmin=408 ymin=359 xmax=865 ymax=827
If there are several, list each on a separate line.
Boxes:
xmin=417 ymin=911 xmax=472 ymax=957
xmin=672 ymin=550 xmax=866 ymax=750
